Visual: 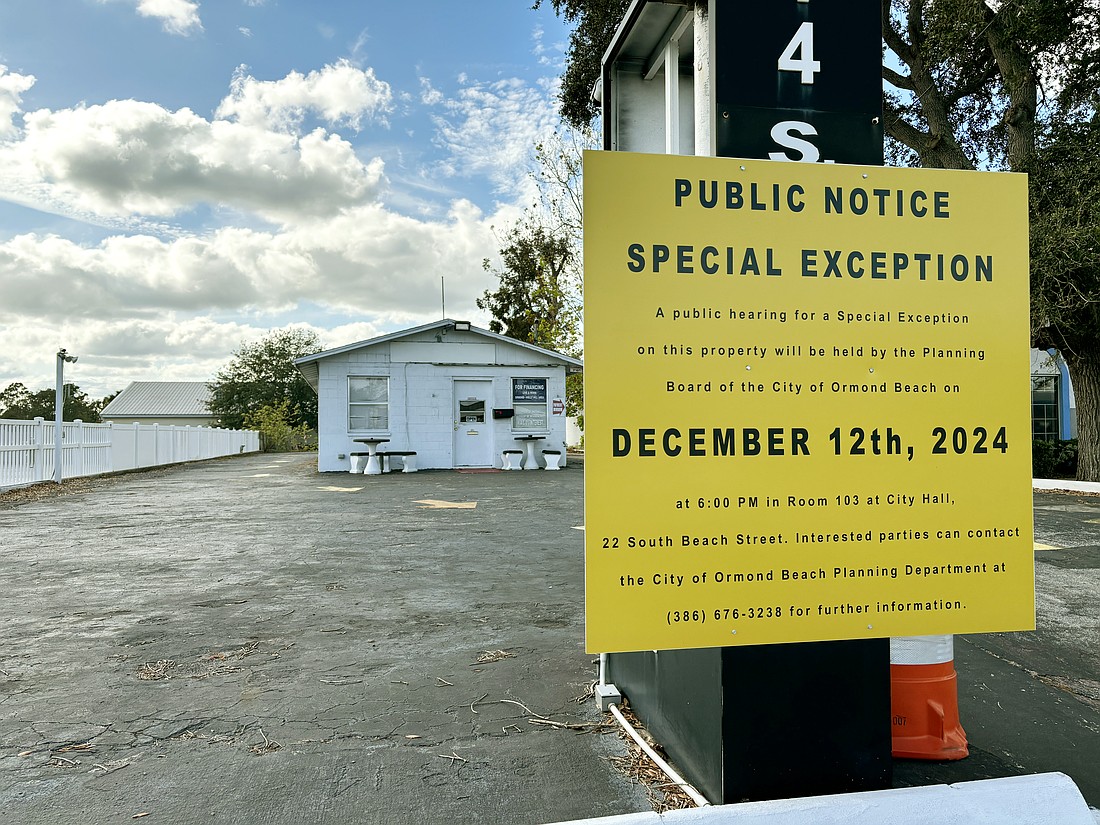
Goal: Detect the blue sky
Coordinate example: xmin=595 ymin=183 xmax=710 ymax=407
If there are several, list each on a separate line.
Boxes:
xmin=0 ymin=0 xmax=574 ymax=398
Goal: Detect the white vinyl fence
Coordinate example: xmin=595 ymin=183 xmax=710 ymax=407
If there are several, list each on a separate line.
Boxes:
xmin=0 ymin=417 xmax=260 ymax=488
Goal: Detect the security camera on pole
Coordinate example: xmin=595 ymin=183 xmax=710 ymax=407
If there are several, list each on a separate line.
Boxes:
xmin=54 ymin=348 xmax=78 ymax=484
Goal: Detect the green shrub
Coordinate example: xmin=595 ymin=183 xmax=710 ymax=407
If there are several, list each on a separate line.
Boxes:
xmin=1032 ymin=439 xmax=1077 ymax=478
xmin=245 ymin=401 xmax=317 ymax=452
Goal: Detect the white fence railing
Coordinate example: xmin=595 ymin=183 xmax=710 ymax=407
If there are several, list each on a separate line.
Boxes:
xmin=0 ymin=418 xmax=260 ymax=489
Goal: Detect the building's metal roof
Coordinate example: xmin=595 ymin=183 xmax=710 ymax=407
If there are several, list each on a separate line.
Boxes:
xmin=293 ymin=319 xmax=583 ymax=392
xmin=100 ymin=381 xmax=212 ymax=418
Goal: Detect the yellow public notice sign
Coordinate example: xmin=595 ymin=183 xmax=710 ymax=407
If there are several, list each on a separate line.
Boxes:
xmin=583 ymin=150 xmax=1035 ymax=653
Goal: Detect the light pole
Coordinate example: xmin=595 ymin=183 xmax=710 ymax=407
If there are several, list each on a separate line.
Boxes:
xmin=54 ymin=348 xmax=78 ymax=483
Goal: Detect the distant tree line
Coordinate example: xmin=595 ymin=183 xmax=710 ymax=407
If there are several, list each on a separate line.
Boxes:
xmin=0 ymin=382 xmax=116 ymax=422
xmin=1 ymin=330 xmax=319 ymax=456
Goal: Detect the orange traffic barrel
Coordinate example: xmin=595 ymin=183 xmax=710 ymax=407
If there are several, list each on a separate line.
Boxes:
xmin=890 ymin=635 xmax=968 ymax=760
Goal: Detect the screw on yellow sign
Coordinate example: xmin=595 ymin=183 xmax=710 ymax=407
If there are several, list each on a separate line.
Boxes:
xmin=583 ymin=150 xmax=1034 ymax=654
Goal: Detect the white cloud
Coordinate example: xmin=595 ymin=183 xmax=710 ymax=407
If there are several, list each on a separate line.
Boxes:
xmin=349 ymin=29 xmax=370 ymax=64
xmin=0 ymin=52 xmax=564 ymax=400
xmin=10 ymin=99 xmax=385 ymax=222
xmin=0 ymin=313 xmax=414 ymax=399
xmin=1 ymin=62 xmax=396 ymax=226
xmin=419 ymin=78 xmax=444 ymax=106
xmin=239 ymin=26 xmax=252 ymax=38
xmin=532 ymin=24 xmax=551 ymax=66
xmin=0 ymin=315 xmax=274 ymax=398
xmin=0 ymin=196 xmax=506 ymax=398
xmin=531 ymin=24 xmax=566 ymax=69
xmin=216 ymin=60 xmax=392 ymax=132
xmin=135 ymin=0 xmax=203 ymax=36
xmin=0 ymin=232 xmax=508 ymax=392
xmin=0 ymin=194 xmax=515 ymax=328
xmin=426 ymin=76 xmax=558 ymax=195
xmin=0 ymin=66 xmax=35 ymax=138
xmin=323 ymin=321 xmax=385 ymax=348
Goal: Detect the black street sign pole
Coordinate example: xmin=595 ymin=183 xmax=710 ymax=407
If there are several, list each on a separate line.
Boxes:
xmin=715 ymin=0 xmax=891 ymax=801
xmin=605 ymin=0 xmax=892 ymax=803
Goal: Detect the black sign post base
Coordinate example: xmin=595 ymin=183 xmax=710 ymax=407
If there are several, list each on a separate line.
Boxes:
xmin=722 ymin=641 xmax=892 ymax=801
xmin=609 ymin=641 xmax=891 ymax=803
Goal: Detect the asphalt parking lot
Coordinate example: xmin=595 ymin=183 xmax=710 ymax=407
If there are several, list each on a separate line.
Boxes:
xmin=0 ymin=454 xmax=1097 ymax=822
xmin=0 ymin=454 xmax=648 ymax=824
xmin=895 ymin=490 xmax=1100 ymax=805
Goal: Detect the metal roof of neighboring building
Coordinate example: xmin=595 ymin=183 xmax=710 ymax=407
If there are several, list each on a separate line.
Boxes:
xmin=100 ymin=381 xmax=212 ymax=418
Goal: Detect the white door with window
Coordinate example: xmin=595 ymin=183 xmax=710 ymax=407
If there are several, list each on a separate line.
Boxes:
xmin=453 ymin=380 xmax=493 ymax=467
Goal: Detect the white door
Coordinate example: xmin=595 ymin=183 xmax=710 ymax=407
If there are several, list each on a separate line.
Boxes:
xmin=453 ymin=380 xmax=493 ymax=467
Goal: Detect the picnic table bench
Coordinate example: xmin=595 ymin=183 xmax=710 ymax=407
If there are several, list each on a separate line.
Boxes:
xmin=376 ymin=450 xmax=417 ymax=473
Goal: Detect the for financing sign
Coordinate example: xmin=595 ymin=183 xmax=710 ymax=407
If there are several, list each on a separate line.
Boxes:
xmin=583 ymin=151 xmax=1034 ymax=654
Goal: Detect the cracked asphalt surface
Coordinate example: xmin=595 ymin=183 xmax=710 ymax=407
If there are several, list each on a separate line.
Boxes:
xmin=895 ymin=490 xmax=1100 ymax=807
xmin=0 ymin=453 xmax=647 ymax=824
xmin=1 ymin=455 xmax=1097 ymax=822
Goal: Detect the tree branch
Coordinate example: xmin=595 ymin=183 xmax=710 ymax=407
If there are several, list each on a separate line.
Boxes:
xmin=883 ymin=65 xmax=916 ymax=92
xmin=974 ymin=0 xmax=1038 ymax=170
xmin=882 ymin=0 xmax=914 ymax=66
xmin=944 ymin=61 xmax=997 ymax=106
xmin=906 ymin=0 xmax=926 ymax=54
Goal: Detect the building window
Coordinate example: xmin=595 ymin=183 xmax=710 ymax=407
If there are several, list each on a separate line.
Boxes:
xmin=459 ymin=398 xmax=486 ymax=423
xmin=1031 ymin=375 xmax=1059 ymax=441
xmin=349 ymin=377 xmax=388 ymax=431
xmin=512 ymin=378 xmax=548 ymax=431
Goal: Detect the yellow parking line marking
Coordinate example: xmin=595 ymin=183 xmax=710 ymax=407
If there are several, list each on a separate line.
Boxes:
xmin=318 ymin=486 xmax=363 ymax=493
xmin=414 ymin=499 xmax=477 ymax=509
xmin=1034 ymin=543 xmax=1059 ymax=551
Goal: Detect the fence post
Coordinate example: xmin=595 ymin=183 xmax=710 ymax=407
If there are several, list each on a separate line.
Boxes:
xmin=33 ymin=417 xmax=46 ymax=482
xmin=106 ymin=421 xmax=114 ymax=473
xmin=74 ymin=419 xmax=85 ymax=478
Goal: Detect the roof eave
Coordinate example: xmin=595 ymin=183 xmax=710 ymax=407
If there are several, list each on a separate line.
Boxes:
xmin=294 ymin=319 xmax=583 ymax=369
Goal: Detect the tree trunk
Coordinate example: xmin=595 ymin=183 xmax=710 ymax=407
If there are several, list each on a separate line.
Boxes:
xmin=1062 ymin=346 xmax=1100 ymax=482
xmin=881 ymin=1 xmax=978 ymax=170
xmin=976 ymin=0 xmax=1037 ymax=172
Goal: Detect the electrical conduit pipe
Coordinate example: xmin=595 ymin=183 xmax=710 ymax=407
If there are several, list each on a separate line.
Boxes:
xmin=607 ymin=702 xmax=710 ymax=808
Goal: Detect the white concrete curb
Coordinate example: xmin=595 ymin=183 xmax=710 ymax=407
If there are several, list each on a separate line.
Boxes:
xmin=552 ymin=773 xmax=1095 ymax=825
xmin=1033 ymin=478 xmax=1100 ymax=494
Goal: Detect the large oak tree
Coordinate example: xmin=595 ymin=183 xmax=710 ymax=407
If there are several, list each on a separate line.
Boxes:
xmin=541 ymin=0 xmax=1100 ymax=479
xmin=207 ymin=328 xmax=321 ymax=430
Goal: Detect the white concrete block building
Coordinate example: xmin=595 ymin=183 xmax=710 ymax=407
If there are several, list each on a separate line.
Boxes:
xmin=294 ymin=320 xmax=582 ymax=472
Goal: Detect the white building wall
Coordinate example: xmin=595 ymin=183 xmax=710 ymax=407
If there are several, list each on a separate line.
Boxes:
xmin=566 ymin=416 xmax=584 ymax=449
xmin=488 ymin=366 xmax=569 ymax=463
xmin=313 ymin=331 xmax=573 ymax=472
